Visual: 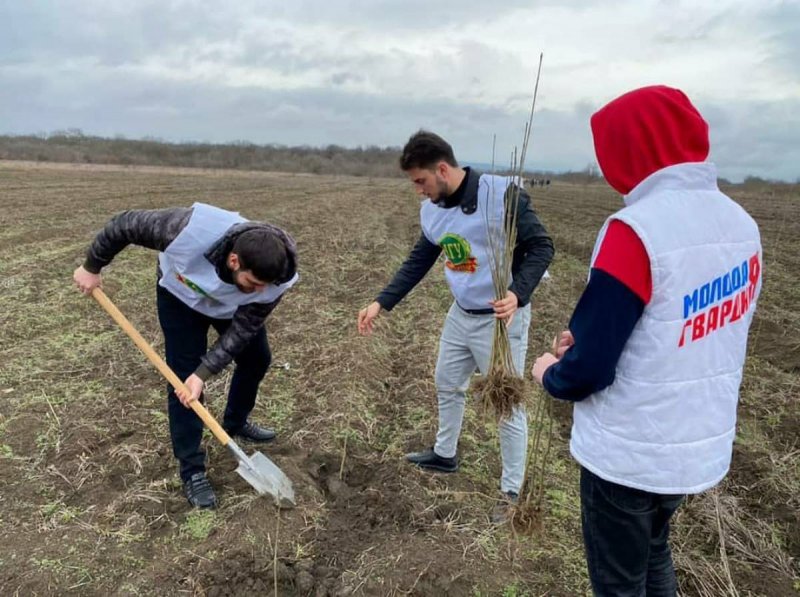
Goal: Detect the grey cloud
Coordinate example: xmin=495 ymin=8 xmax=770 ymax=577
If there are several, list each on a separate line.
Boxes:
xmin=0 ymin=0 xmax=593 ymax=70
xmin=266 ymin=0 xmax=597 ymax=30
xmin=0 ymin=2 xmax=255 ymax=67
xmin=330 ymin=72 xmax=364 ymax=86
xmin=702 ymin=98 xmax=800 ymax=182
xmin=757 ymin=2 xmax=800 ymax=74
xmin=652 ymin=8 xmax=731 ymax=45
xmin=2 ymin=3 xmax=495 ymax=91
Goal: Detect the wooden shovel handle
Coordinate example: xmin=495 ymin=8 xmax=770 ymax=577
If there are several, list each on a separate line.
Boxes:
xmin=91 ymin=288 xmax=232 ymax=447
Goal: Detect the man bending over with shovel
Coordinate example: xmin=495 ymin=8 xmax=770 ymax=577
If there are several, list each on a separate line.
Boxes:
xmin=73 ymin=203 xmax=298 ymax=509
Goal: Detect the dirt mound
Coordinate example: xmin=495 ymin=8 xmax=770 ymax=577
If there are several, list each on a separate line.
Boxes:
xmin=180 ymin=451 xmax=470 ymax=596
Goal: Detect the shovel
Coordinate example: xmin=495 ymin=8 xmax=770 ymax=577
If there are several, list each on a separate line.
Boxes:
xmin=91 ymin=288 xmax=295 ymax=507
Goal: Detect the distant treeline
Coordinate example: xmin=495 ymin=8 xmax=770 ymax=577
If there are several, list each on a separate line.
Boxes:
xmin=0 ymin=130 xmax=594 ymax=182
xmin=2 ymin=131 xmax=789 ymax=185
xmin=0 ymin=130 xmax=403 ymax=178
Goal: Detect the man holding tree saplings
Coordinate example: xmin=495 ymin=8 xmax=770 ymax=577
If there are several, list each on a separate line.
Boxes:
xmin=358 ymin=130 xmax=554 ymax=522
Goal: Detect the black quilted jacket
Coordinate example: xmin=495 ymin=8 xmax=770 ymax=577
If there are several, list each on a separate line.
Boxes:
xmin=83 ymin=207 xmax=297 ymax=379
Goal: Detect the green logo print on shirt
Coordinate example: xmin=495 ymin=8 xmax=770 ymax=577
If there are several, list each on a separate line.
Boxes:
xmin=438 ymin=233 xmax=478 ymax=273
xmin=175 ymin=273 xmax=213 ymax=298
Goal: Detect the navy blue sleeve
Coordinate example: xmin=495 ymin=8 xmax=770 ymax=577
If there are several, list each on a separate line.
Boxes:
xmin=543 ymin=268 xmax=644 ymax=401
xmin=375 ymin=233 xmax=442 ymax=311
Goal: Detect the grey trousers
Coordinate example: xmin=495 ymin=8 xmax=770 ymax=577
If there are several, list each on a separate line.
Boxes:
xmin=433 ymin=302 xmax=531 ymax=494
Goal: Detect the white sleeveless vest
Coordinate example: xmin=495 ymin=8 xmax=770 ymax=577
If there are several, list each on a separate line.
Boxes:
xmin=158 ymin=203 xmax=299 ymax=319
xmin=570 ymin=163 xmax=762 ymax=494
xmin=420 ymin=174 xmax=511 ymax=311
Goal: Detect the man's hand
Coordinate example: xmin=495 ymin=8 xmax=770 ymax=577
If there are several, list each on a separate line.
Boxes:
xmin=73 ymin=266 xmax=102 ymax=295
xmin=552 ymin=330 xmax=575 ymax=359
xmin=176 ymin=374 xmax=204 ymax=407
xmin=357 ymin=301 xmax=382 ymax=336
xmin=532 ymin=353 xmax=559 ymax=385
xmin=490 ymin=290 xmax=519 ymax=324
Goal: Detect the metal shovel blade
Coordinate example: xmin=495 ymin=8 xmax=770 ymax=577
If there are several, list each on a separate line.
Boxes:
xmin=88 ymin=289 xmax=296 ymax=505
xmin=228 ymin=440 xmax=296 ymax=507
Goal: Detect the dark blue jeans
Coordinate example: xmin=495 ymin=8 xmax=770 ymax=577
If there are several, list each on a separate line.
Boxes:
xmin=156 ymin=286 xmax=271 ymax=482
xmin=580 ymin=466 xmax=684 ymax=597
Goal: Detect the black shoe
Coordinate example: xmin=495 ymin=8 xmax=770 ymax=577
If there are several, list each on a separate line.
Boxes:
xmin=183 ymin=472 xmax=218 ymax=509
xmin=405 ymin=447 xmax=458 ymax=473
xmin=225 ymin=421 xmax=277 ymax=443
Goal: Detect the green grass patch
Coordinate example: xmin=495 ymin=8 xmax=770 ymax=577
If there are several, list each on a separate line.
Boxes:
xmin=180 ymin=510 xmax=218 ymax=540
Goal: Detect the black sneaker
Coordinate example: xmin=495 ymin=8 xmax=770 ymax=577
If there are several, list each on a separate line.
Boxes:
xmin=405 ymin=447 xmax=458 ymax=473
xmin=183 ymin=472 xmax=218 ymax=509
xmin=490 ymin=491 xmax=519 ymax=524
xmin=225 ymin=421 xmax=276 ymax=443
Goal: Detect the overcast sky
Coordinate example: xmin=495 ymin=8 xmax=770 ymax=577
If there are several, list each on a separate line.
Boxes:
xmin=2 ymin=1 xmax=798 ymax=181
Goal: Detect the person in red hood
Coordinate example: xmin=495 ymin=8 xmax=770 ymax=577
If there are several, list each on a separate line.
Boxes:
xmin=532 ymin=86 xmax=762 ymax=596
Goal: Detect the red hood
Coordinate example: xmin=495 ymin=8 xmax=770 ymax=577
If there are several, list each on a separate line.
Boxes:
xmin=590 ymin=85 xmax=710 ymax=195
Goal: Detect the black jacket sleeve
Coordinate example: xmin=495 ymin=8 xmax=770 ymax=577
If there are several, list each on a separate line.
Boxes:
xmin=509 ymin=189 xmax=555 ymax=306
xmin=196 ymin=297 xmax=282 ymax=379
xmin=375 ymin=233 xmax=442 ymax=311
xmin=83 ymin=208 xmax=192 ymax=273
xmin=543 ymin=268 xmax=644 ymax=401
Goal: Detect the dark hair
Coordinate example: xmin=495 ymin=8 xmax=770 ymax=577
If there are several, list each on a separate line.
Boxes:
xmin=399 ymin=130 xmax=458 ymax=171
xmin=232 ymin=229 xmax=289 ymax=283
